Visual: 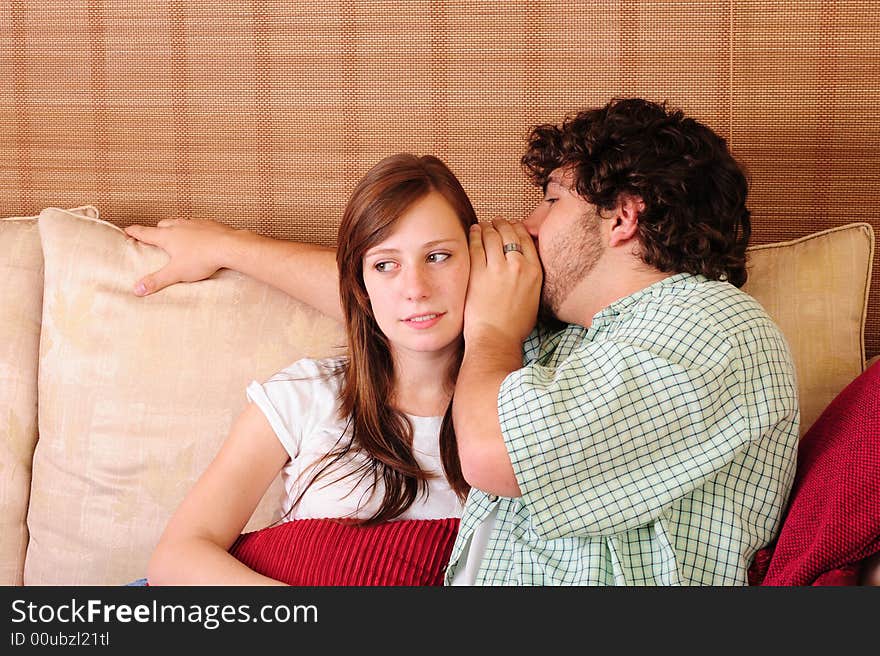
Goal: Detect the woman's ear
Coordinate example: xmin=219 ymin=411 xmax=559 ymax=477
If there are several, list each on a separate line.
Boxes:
xmin=608 ymin=194 xmax=644 ymax=248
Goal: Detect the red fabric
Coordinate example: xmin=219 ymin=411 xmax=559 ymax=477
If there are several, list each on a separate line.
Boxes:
xmin=749 ymin=361 xmax=880 ymax=586
xmin=229 ymin=517 xmax=460 ymax=586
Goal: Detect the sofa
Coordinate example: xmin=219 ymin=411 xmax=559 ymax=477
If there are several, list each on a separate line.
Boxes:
xmin=2 ymin=2 xmax=879 ymax=586
xmin=0 ymin=206 xmax=874 ymax=585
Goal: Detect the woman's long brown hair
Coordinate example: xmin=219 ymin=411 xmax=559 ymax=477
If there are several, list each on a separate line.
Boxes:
xmin=292 ymin=154 xmax=475 ymax=525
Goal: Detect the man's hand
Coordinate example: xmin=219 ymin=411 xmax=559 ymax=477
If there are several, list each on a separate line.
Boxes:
xmin=126 ymin=219 xmax=343 ymax=320
xmin=464 ymin=218 xmax=542 ymax=345
xmin=124 ymin=219 xmax=239 ymax=296
xmin=452 ymin=218 xmax=542 ymax=498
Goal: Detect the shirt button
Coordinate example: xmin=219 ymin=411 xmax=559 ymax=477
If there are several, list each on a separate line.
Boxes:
xmin=487 ymin=494 xmax=498 ymax=502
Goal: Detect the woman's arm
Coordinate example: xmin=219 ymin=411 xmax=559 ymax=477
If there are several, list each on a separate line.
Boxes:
xmin=125 ymin=219 xmax=342 ymax=322
xmin=147 ymin=402 xmax=292 ymax=585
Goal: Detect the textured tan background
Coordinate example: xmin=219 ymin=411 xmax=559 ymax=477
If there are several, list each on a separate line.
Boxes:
xmin=1 ymin=1 xmax=877 ymax=357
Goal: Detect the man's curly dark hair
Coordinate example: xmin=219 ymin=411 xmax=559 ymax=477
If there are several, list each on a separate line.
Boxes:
xmin=521 ymin=98 xmax=751 ymax=287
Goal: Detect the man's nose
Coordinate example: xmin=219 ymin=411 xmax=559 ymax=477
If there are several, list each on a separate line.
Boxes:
xmin=522 ymin=206 xmax=543 ymax=238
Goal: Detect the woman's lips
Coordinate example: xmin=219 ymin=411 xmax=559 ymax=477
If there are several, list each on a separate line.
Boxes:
xmin=401 ymin=312 xmax=445 ymax=329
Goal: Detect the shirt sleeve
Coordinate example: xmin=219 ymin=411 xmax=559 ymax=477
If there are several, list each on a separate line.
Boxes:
xmin=522 ymin=321 xmax=567 ymax=365
xmin=521 ymin=326 xmax=543 ymax=364
xmin=499 ymin=305 xmax=775 ymax=541
xmin=245 ymin=358 xmax=338 ymax=460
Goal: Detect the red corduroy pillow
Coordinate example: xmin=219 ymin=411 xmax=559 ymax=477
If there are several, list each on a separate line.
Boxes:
xmin=229 ymin=517 xmax=460 ymax=586
xmin=749 ymin=361 xmax=880 ymax=585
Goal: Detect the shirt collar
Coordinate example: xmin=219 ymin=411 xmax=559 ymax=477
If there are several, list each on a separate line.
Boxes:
xmin=590 ymin=272 xmax=707 ymax=327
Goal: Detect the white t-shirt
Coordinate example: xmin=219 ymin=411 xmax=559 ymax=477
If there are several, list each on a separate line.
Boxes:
xmin=247 ymin=357 xmax=463 ymax=522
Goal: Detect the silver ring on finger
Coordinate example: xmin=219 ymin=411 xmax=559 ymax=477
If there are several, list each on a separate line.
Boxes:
xmin=503 ymin=242 xmax=523 ymax=255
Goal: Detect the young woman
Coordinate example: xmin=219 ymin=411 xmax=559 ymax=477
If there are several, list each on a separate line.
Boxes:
xmin=146 ymin=154 xmax=475 ymax=585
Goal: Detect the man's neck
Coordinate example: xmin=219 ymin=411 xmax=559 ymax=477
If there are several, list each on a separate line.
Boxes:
xmin=557 ymin=258 xmax=676 ymax=329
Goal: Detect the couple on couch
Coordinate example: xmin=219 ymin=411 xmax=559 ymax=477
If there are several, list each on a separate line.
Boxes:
xmin=131 ymin=98 xmax=800 ymax=586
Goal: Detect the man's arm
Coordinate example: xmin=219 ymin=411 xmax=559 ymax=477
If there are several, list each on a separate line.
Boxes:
xmin=454 ymin=329 xmax=524 ymax=497
xmin=453 ymin=219 xmax=542 ymax=497
xmin=125 ymin=219 xmax=342 ymax=322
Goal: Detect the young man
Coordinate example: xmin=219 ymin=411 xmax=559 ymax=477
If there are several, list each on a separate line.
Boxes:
xmin=126 ymin=98 xmax=799 ymax=585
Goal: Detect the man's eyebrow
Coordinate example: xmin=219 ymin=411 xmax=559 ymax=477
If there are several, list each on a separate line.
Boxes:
xmin=543 ymin=176 xmax=564 ymax=194
xmin=365 ymin=239 xmax=459 ymax=257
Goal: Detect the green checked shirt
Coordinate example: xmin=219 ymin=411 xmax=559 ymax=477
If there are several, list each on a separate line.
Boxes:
xmin=445 ymin=273 xmax=799 ymax=585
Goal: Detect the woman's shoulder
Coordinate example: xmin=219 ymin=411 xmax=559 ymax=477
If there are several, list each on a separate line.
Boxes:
xmin=265 ymin=355 xmax=348 ymax=386
xmin=251 ymin=356 xmax=349 ymax=434
xmin=255 ymin=357 xmax=347 ymax=410
xmin=245 ymin=356 xmax=349 ymax=459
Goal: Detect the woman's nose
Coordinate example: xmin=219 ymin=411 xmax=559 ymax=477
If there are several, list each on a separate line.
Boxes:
xmin=403 ymin=265 xmax=430 ymax=300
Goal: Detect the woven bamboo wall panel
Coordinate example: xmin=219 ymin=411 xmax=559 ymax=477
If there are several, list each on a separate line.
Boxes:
xmin=2 ymin=1 xmax=878 ymax=356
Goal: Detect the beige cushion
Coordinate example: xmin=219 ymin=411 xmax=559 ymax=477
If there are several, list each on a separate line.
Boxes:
xmin=27 ymin=208 xmax=344 ymax=585
xmin=743 ymin=223 xmax=874 ymax=436
xmin=0 ymin=206 xmax=98 ymax=586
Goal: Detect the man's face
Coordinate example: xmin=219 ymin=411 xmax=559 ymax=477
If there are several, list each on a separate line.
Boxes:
xmin=523 ymin=168 xmax=605 ymax=320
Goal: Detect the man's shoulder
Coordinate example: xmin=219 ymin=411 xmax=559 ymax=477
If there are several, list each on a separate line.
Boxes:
xmin=525 ymin=275 xmax=791 ymax=370
xmin=584 ymin=275 xmax=793 ymax=372
xmin=620 ymin=277 xmax=796 ymax=391
xmin=628 ymin=276 xmax=781 ymax=341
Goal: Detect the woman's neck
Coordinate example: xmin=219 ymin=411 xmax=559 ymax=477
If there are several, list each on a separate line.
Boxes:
xmin=390 ymin=348 xmax=457 ymax=418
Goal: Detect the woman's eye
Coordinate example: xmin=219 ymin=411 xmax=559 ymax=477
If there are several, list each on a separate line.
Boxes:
xmin=427 ymin=252 xmax=450 ymax=263
xmin=545 ymin=197 xmax=557 ymax=205
xmin=374 ymin=261 xmax=398 ymax=272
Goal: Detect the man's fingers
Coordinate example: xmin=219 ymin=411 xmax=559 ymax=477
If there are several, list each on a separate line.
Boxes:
xmin=156 ymin=218 xmax=179 ymax=228
xmin=133 ymin=267 xmax=180 ymax=297
xmin=491 ymin=218 xmax=521 ymax=258
xmin=124 ymin=224 xmax=162 ymax=247
xmin=480 ymin=218 xmax=506 ymax=268
xmin=511 ymin=221 xmax=540 ymax=266
xmin=492 ymin=218 xmax=539 ymax=271
xmin=468 ymin=223 xmax=486 ymax=269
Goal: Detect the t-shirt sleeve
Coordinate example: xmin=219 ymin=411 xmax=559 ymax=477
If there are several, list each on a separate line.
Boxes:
xmin=499 ymin=306 xmax=766 ymax=541
xmin=246 ymin=358 xmax=339 ymax=460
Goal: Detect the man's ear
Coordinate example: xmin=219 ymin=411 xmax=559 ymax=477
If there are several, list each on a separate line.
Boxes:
xmin=608 ymin=194 xmax=644 ymax=248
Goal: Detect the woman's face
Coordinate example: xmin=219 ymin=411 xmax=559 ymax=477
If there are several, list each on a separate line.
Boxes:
xmin=362 ymin=191 xmax=470 ymax=361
